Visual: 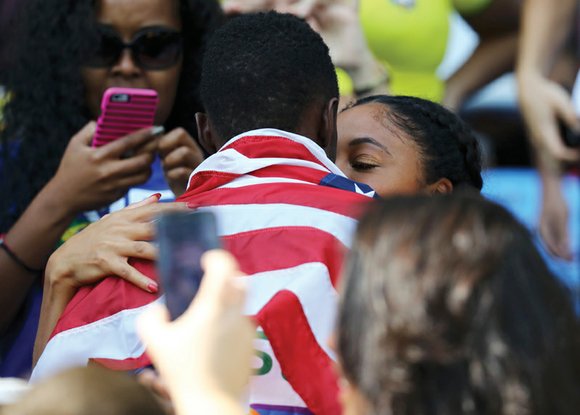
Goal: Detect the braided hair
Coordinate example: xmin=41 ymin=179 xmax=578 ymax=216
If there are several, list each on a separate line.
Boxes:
xmin=350 ymin=95 xmax=483 ymax=191
xmin=0 ymin=0 xmax=223 ymax=233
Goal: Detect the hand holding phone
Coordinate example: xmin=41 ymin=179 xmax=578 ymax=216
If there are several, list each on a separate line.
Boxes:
xmin=93 ymin=87 xmax=158 ymax=147
xmin=156 ymin=211 xmax=221 ymax=320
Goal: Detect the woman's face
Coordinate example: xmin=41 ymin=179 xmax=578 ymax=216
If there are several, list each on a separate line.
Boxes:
xmin=81 ymin=0 xmax=182 ymax=124
xmin=336 ymin=103 xmax=426 ymax=197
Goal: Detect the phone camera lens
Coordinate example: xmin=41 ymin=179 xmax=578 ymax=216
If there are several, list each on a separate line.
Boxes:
xmin=111 ymin=94 xmax=130 ymax=103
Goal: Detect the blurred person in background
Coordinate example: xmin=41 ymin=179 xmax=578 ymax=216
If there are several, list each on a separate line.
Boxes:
xmin=222 ymin=0 xmax=522 ymax=106
xmin=517 ymin=0 xmax=580 ymax=261
xmin=139 ymin=194 xmax=580 ymax=415
xmin=0 ymin=0 xmax=222 ymax=378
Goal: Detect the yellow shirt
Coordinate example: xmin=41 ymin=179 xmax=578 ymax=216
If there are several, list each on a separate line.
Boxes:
xmin=340 ymin=0 xmax=452 ymax=102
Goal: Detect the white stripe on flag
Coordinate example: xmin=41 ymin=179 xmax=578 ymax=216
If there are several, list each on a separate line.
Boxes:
xmin=192 ymin=148 xmax=329 ymax=176
xmin=200 ymin=203 xmax=357 ymax=247
xmin=219 ymin=175 xmax=314 ymax=189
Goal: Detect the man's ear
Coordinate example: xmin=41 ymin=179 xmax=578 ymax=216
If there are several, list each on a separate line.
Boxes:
xmin=319 ymin=97 xmax=339 ymax=161
xmin=427 ymin=178 xmax=454 ymax=195
xmin=195 ymin=112 xmax=218 ymax=155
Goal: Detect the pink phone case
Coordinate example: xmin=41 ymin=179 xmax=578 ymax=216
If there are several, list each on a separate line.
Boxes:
xmin=92 ymin=87 xmax=158 ymax=147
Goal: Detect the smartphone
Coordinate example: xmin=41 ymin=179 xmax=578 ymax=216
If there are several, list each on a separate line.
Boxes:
xmin=156 ymin=211 xmax=221 ymax=320
xmin=92 ymin=87 xmax=158 ymax=147
xmin=563 ymin=77 xmax=580 ymax=148
xmin=560 ymin=123 xmax=580 ymax=148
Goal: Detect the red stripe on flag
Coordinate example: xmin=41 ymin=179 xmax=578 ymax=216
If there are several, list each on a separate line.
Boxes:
xmin=250 ymin=165 xmax=328 ymax=183
xmin=257 ymin=290 xmax=341 ymax=415
xmin=51 ymin=260 xmax=158 ymax=337
xmin=223 ymin=136 xmax=324 ymax=167
xmin=180 ymin=182 xmax=370 ymax=219
xmin=224 ymin=227 xmax=346 ymax=288
xmin=186 ymin=171 xmax=240 ymax=196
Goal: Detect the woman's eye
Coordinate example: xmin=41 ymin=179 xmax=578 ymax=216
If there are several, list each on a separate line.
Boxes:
xmin=351 ymin=161 xmax=379 ymax=171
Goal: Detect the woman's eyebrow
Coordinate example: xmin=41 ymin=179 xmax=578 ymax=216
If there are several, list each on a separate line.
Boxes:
xmin=348 ymin=137 xmax=392 ymax=156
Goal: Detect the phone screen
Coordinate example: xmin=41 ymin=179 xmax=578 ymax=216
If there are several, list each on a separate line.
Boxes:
xmin=156 ymin=211 xmax=221 ymax=320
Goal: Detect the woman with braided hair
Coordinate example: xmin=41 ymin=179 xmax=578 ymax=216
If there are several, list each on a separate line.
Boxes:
xmin=336 ymin=95 xmax=483 ymax=197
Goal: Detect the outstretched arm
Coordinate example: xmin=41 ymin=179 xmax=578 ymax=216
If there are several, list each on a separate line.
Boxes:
xmin=517 ymin=0 xmax=579 ymax=260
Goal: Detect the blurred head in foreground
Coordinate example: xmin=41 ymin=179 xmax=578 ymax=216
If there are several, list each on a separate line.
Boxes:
xmin=338 ymin=193 xmax=580 ymax=415
xmin=3 ymin=366 xmax=164 ymax=415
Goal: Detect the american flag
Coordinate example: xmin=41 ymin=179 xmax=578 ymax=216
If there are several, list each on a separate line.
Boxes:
xmin=32 ymin=129 xmax=375 ymax=415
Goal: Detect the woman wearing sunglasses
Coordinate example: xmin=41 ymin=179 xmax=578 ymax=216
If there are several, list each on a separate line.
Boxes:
xmin=0 ymin=0 xmax=222 ymax=378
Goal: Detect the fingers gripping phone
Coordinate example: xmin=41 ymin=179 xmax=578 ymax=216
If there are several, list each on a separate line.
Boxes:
xmin=156 ymin=211 xmax=221 ymax=320
xmin=92 ymin=87 xmax=158 ymax=147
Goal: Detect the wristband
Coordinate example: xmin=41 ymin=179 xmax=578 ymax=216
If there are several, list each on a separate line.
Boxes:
xmin=0 ymin=239 xmax=44 ymax=274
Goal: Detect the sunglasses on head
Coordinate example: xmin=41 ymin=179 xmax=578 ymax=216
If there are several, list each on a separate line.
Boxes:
xmin=86 ymin=26 xmax=183 ymax=70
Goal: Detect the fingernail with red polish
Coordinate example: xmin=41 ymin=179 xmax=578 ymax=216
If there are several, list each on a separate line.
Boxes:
xmin=150 ymin=193 xmax=162 ymax=200
xmin=147 ymin=282 xmax=159 ymax=294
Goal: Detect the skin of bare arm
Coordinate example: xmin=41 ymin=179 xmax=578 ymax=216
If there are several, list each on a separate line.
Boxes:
xmin=537 ymin=156 xmax=572 ymax=260
xmin=445 ymin=33 xmax=518 ymax=110
xmin=445 ymin=0 xmax=521 ymax=110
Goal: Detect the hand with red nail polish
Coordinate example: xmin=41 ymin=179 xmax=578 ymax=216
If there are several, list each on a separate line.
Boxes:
xmin=45 ymin=194 xmax=189 ymax=293
xmin=34 ymin=195 xmax=188 ymax=364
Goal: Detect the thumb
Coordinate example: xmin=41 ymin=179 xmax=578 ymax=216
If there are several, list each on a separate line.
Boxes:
xmin=70 ymin=121 xmax=97 ymax=147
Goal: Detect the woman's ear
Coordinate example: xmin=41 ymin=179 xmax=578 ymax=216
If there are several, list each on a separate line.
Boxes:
xmin=427 ymin=178 xmax=453 ymax=195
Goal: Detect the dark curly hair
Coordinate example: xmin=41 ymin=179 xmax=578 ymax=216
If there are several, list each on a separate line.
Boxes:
xmin=200 ymin=11 xmax=339 ymax=144
xmin=348 ymin=95 xmax=483 ymax=191
xmin=0 ymin=0 xmax=223 ymax=232
xmin=339 ymin=193 xmax=580 ymax=415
